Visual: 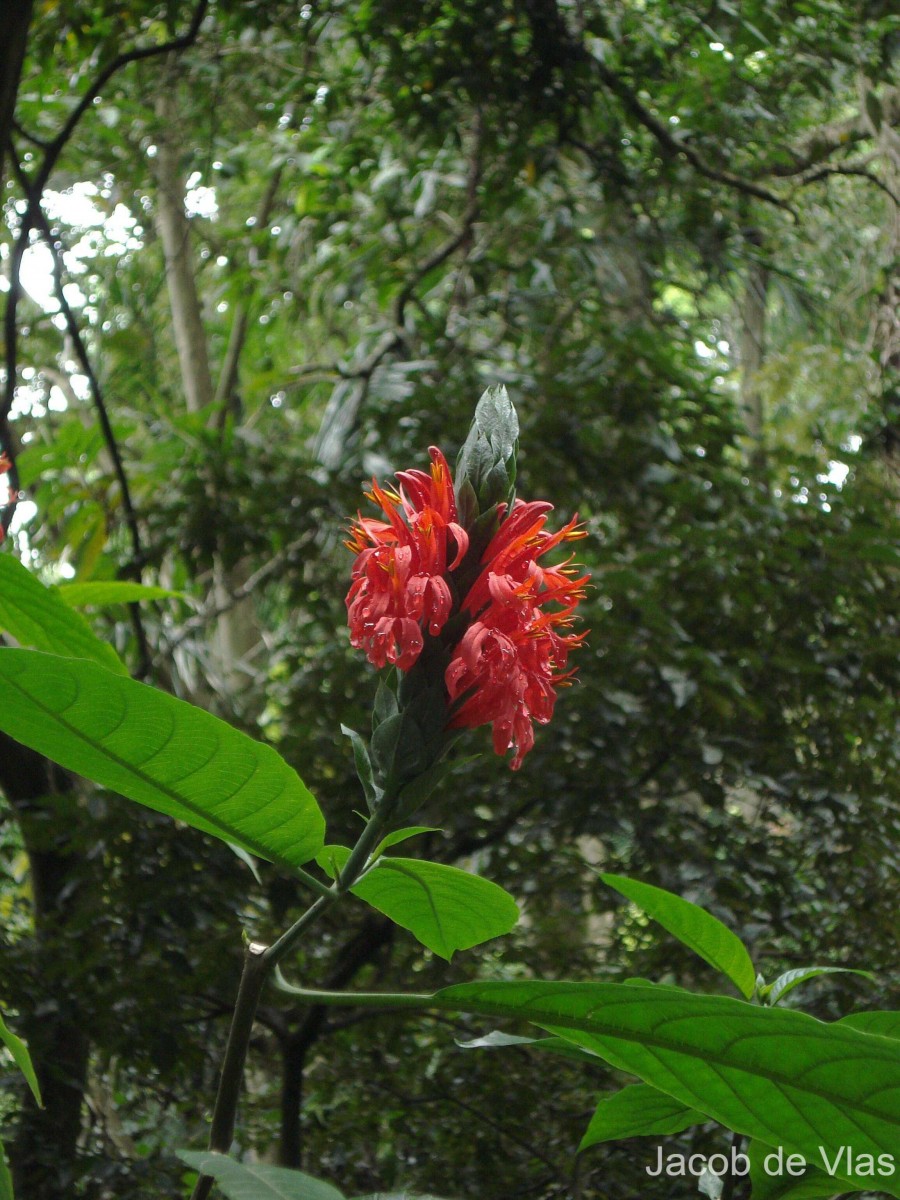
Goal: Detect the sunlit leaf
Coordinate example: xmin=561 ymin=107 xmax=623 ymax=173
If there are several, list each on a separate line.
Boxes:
xmin=0 ymin=553 xmax=125 ymax=674
xmin=58 ymin=581 xmax=183 ymax=607
xmin=601 ymin=873 xmax=756 ymax=998
xmin=456 ymin=1028 xmax=604 ymax=1064
xmin=430 ymin=980 xmax=900 ymax=1195
xmin=316 ymin=847 xmax=519 ymax=960
xmin=0 ymin=650 xmax=325 ymax=871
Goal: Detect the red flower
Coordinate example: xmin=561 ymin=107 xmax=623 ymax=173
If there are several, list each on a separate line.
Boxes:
xmin=347 ymin=446 xmax=588 ymax=770
xmin=446 ymin=500 xmax=588 ymax=769
xmin=346 ymin=447 xmax=469 ymax=671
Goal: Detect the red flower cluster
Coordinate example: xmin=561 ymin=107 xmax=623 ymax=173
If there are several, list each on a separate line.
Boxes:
xmin=346 ymin=448 xmax=468 ymax=671
xmin=347 ymin=448 xmax=587 ymax=769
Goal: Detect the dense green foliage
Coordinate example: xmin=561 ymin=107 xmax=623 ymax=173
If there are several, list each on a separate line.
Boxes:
xmin=1 ymin=1 xmax=897 ymax=1198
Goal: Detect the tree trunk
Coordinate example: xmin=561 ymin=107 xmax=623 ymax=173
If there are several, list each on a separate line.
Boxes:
xmin=151 ymin=66 xmax=261 ymax=703
xmin=0 ymin=0 xmax=34 ymax=195
xmin=152 ymin=83 xmax=215 ymax=417
xmin=738 ymin=249 xmax=769 ymax=472
xmin=859 ymin=75 xmax=900 ymax=488
xmin=0 ymin=735 xmax=90 ymax=1200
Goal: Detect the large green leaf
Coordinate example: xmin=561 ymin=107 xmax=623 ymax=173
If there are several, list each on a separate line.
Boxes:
xmin=178 ymin=1152 xmax=344 ymax=1200
xmin=177 ymin=1153 xmax=455 ymax=1200
xmin=0 ymin=650 xmax=325 ymax=871
xmin=748 ymin=1140 xmax=865 ymax=1200
xmin=601 ymin=874 xmax=757 ymax=998
xmin=429 ymin=980 xmax=900 ymax=1195
xmin=58 ymin=581 xmax=182 ymax=608
xmin=0 ymin=553 xmax=125 ymax=674
xmin=0 ymin=1010 xmax=40 ymax=1104
xmin=837 ymin=1011 xmax=900 ymax=1038
xmin=580 ymin=1083 xmax=704 ymax=1149
xmin=316 ymin=846 xmax=519 ymax=960
xmin=763 ymin=967 xmax=875 ymax=1007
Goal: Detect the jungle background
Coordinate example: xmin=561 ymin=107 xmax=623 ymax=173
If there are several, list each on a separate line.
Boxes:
xmin=0 ymin=1 xmax=898 ymax=1197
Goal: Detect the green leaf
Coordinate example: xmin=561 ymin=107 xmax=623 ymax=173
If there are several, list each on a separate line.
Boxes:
xmin=341 ymin=725 xmax=379 ymax=812
xmin=372 ymin=675 xmax=398 ymax=731
xmin=228 ymin=842 xmax=263 ymax=884
xmin=600 ymin=873 xmax=756 ymax=999
xmin=0 ymin=1010 xmax=41 ymax=1104
xmin=580 ymin=1083 xmax=704 ymax=1149
xmin=0 ymin=1138 xmax=12 ymax=1200
xmin=177 ymin=1149 xmax=461 ymax=1200
xmin=748 ymin=1139 xmax=863 ymax=1200
xmin=0 ymin=650 xmax=325 ymax=871
xmin=430 ymin=980 xmax=900 ymax=1195
xmin=763 ymin=967 xmax=875 ymax=1006
xmin=456 ymin=1028 xmax=606 ymax=1065
xmin=837 ymin=1011 xmax=900 ymax=1038
xmin=58 ymin=581 xmax=183 ymax=607
xmin=0 ymin=554 xmax=126 ymax=675
xmin=315 ymin=844 xmax=351 ymax=877
xmin=177 ymin=1151 xmax=344 ymax=1200
xmin=373 ymin=827 xmax=440 ymax=857
xmin=317 ymin=849 xmax=519 ymax=960
xmin=354 ymin=858 xmax=518 ymax=959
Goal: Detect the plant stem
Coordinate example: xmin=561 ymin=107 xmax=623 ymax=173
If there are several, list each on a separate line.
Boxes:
xmin=273 ymin=979 xmax=435 ymax=1012
xmin=189 ymin=941 xmax=269 ymax=1200
xmin=263 ymin=891 xmax=338 ymax=967
xmin=336 ymin=811 xmax=389 ymax=891
xmin=189 ymin=811 xmax=390 ymax=1199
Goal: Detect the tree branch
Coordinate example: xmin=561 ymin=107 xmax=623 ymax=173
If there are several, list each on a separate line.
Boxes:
xmin=162 ymin=531 xmax=317 ymax=656
xmin=794 ymin=161 xmax=900 ymax=206
xmin=587 ymin=58 xmax=795 ymax=215
xmin=33 ymin=0 xmax=210 ymax=199
xmin=22 ymin=173 xmax=152 ymax=678
xmin=765 ymin=85 xmax=900 ymax=179
xmin=0 ymin=0 xmax=34 ymax=194
xmin=2 ymin=0 xmax=210 ymax=537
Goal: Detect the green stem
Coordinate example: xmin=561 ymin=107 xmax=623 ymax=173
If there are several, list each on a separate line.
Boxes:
xmin=189 ymin=943 xmax=270 ymax=1200
xmin=294 ymin=864 xmax=335 ymax=901
xmin=189 ymin=807 xmax=395 ymax=1199
xmin=336 ymin=809 xmax=390 ymax=891
xmin=189 ymin=806 xmax=393 ymax=1199
xmin=264 ymin=809 xmax=390 ymax=966
xmin=274 ymin=977 xmax=435 ymax=1012
xmin=263 ymin=891 xmax=337 ymax=966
